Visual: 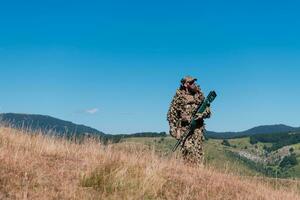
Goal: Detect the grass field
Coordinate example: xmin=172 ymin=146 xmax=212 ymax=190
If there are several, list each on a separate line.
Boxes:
xmin=121 ymin=137 xmax=268 ymax=177
xmin=1 ymin=127 xmax=300 ymax=199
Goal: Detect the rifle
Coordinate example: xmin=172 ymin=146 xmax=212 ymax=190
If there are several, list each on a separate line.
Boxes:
xmin=172 ymin=91 xmax=217 ymax=152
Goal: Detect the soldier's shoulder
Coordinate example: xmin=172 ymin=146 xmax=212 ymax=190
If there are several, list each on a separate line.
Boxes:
xmin=170 ymin=89 xmax=185 ymax=106
xmin=175 ymin=89 xmax=186 ymax=96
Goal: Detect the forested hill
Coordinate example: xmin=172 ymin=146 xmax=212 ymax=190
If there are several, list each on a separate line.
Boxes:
xmin=0 ymin=113 xmax=166 ymax=142
xmin=0 ymin=113 xmax=105 ymax=137
xmin=206 ymin=124 xmax=300 ymax=139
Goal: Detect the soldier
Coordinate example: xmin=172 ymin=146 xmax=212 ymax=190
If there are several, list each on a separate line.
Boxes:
xmin=167 ymin=76 xmax=211 ymax=164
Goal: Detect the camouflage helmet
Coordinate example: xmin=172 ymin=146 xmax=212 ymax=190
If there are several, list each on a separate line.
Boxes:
xmin=181 ymin=76 xmax=197 ymax=85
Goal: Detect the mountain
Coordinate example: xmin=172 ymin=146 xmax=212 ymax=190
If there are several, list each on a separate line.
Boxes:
xmin=0 ymin=113 xmax=105 ymax=138
xmin=243 ymin=124 xmax=299 ymax=135
xmin=206 ymin=124 xmax=300 ymax=139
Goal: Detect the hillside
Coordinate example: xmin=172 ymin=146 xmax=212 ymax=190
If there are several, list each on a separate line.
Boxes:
xmin=122 ymin=132 xmax=300 ymax=179
xmin=1 ymin=127 xmax=299 ymax=199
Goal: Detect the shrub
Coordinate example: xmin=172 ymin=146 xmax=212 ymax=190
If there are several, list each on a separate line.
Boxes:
xmin=250 ymin=136 xmax=258 ymax=144
xmin=221 ymin=139 xmax=230 ymax=147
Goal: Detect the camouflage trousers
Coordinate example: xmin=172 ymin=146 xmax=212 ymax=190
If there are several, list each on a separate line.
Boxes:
xmin=181 ymin=127 xmax=205 ymax=165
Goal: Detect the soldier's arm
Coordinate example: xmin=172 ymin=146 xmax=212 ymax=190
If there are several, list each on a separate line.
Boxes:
xmin=167 ymin=91 xmax=182 ymax=138
xmin=195 ymin=90 xmax=211 ymax=120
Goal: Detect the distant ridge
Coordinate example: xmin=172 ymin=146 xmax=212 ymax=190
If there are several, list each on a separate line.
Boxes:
xmin=0 ymin=113 xmax=166 ymax=142
xmin=0 ymin=113 xmax=105 ymax=137
xmin=206 ymin=124 xmax=300 ymax=139
xmin=1 ymin=113 xmax=298 ymax=140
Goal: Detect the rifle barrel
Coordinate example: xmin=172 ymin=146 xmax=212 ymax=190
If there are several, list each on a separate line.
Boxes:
xmin=172 ymin=140 xmax=181 ymax=152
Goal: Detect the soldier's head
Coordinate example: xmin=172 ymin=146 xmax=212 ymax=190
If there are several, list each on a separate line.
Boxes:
xmin=180 ymin=76 xmax=199 ymax=94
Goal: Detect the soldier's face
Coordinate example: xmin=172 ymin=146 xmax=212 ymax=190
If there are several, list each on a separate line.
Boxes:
xmin=187 ymin=80 xmax=195 ymax=87
xmin=185 ymin=81 xmax=198 ymax=94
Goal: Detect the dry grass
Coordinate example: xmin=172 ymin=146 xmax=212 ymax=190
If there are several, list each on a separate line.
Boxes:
xmin=0 ymin=127 xmax=299 ymax=200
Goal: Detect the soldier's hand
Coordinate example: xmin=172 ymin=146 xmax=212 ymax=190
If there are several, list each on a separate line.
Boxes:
xmin=195 ymin=107 xmax=211 ymax=120
xmin=194 ymin=113 xmax=204 ymax=121
xmin=175 ymin=129 xmax=182 ymax=140
xmin=204 ymin=106 xmax=211 ymax=119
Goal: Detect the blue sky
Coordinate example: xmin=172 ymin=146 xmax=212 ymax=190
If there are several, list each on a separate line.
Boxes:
xmin=0 ymin=0 xmax=299 ymax=134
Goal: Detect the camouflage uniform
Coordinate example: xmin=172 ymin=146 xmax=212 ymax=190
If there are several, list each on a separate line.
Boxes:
xmin=167 ymin=76 xmax=211 ymax=164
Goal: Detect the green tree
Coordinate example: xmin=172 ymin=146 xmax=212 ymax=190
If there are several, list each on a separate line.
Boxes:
xmin=279 ymin=154 xmax=298 ymax=168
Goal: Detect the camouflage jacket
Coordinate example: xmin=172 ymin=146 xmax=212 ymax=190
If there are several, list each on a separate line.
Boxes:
xmin=167 ymin=88 xmax=211 ymax=139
